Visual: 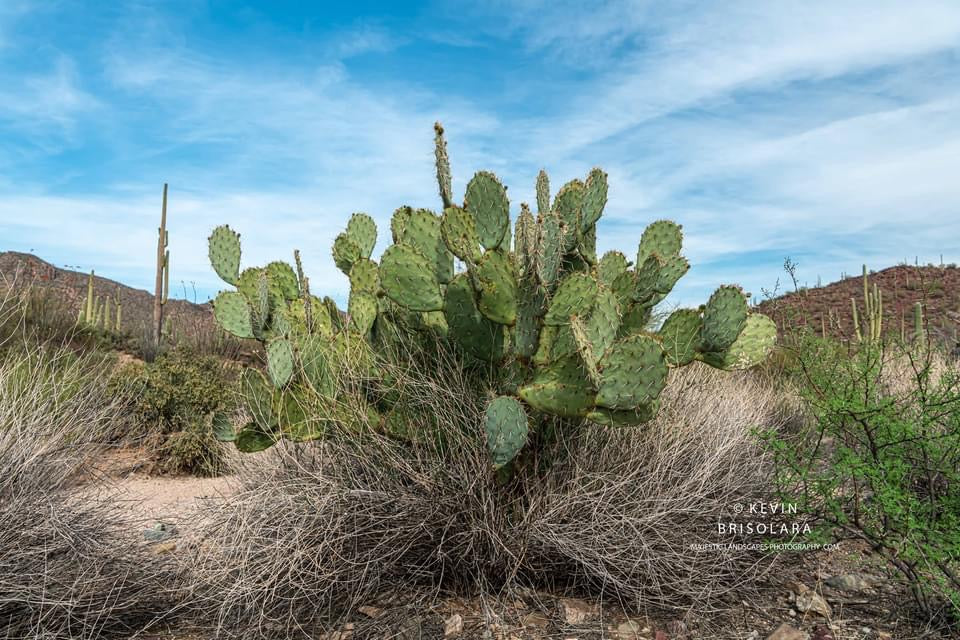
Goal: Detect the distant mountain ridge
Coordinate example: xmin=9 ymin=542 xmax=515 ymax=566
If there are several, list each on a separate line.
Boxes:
xmin=756 ymin=263 xmax=960 ymax=345
xmin=0 ymin=251 xmax=214 ymax=339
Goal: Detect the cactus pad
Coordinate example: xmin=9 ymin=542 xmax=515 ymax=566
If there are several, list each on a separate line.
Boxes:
xmin=536 ymin=169 xmax=550 ymax=215
xmin=586 ymin=401 xmax=659 ymax=426
xmin=544 ymin=273 xmax=598 ymax=325
xmin=570 ymin=314 xmax=602 ymax=385
xmin=441 ymin=205 xmax=482 ymax=263
xmin=235 ymin=424 xmax=277 ymax=452
xmin=401 ymin=208 xmax=453 ymax=283
xmin=514 ymin=203 xmax=537 ymax=276
xmin=700 ymin=313 xmax=776 ymax=370
xmin=658 ymin=308 xmax=702 ymax=367
xmin=208 ymin=225 xmax=241 ymax=285
xmin=348 ymin=291 xmax=377 ymax=335
xmin=596 ymin=334 xmax=667 ymax=409
xmin=701 ymin=285 xmax=748 ymax=353
xmin=598 ymin=251 xmax=629 ymax=288
xmin=638 ymin=220 xmax=683 ymax=264
xmin=518 ymin=356 xmax=595 ymax=417
xmin=465 ymin=170 xmax=510 ymax=250
xmin=213 ymin=291 xmax=254 ymax=339
xmin=332 ymin=233 xmax=363 ymax=275
xmin=379 ymin=244 xmax=443 ymax=311
xmin=537 ymin=210 xmax=564 ymax=290
xmin=580 ymin=168 xmax=607 ymax=232
xmin=654 ymin=254 xmax=690 ymax=295
xmin=265 ymin=261 xmax=300 ymax=301
xmin=485 ymin=396 xmax=529 ymax=468
xmin=391 ymin=206 xmax=414 ymax=244
xmin=444 ymin=273 xmax=505 ymax=361
xmin=349 ymin=258 xmax=380 ymax=295
xmin=345 ymin=212 xmax=377 ymax=258
xmin=474 ymin=250 xmax=518 ymax=325
xmin=553 ymin=178 xmax=585 ymax=251
xmin=266 ymin=338 xmax=295 ymax=388
xmin=585 ymin=287 xmax=621 ymax=360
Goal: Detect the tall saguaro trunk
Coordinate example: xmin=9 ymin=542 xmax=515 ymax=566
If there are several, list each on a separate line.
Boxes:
xmin=153 ymin=183 xmax=170 ymax=354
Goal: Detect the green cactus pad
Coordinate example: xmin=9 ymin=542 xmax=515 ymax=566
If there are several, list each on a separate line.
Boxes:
xmin=349 ymin=258 xmax=380 ymax=295
xmin=348 ymin=291 xmax=377 ymax=334
xmin=241 ymin=368 xmax=275 ymax=429
xmin=580 ymin=168 xmax=608 ymax=232
xmin=658 ymin=308 xmax=702 ymax=367
xmin=444 ymin=273 xmax=505 ymax=361
xmin=699 ymin=313 xmax=776 ymax=371
xmin=518 ymin=356 xmax=595 ymax=417
xmin=391 ymin=206 xmax=414 ymax=244
xmin=618 ymin=301 xmax=653 ymax=337
xmin=441 ymin=205 xmax=482 ymax=263
xmin=485 ymin=396 xmax=529 ymax=468
xmin=570 ymin=315 xmax=602 ymax=386
xmin=401 ymin=208 xmax=453 ymax=283
xmin=211 ymin=412 xmax=236 ymax=442
xmin=236 ymin=267 xmax=262 ymax=303
xmin=634 ymin=255 xmax=662 ymax=303
xmin=700 ymin=285 xmax=748 ymax=353
xmin=266 ymin=338 xmax=295 ymax=388
xmin=586 ymin=286 xmax=621 ymax=360
xmin=332 ymin=233 xmax=363 ymax=275
xmin=544 ymin=273 xmax=598 ymax=325
xmin=297 ymin=334 xmax=335 ymax=397
xmin=379 ymin=244 xmax=443 ymax=311
xmin=553 ymin=178 xmax=585 ymax=251
xmin=579 ymin=223 xmax=597 ymax=265
xmin=598 ymin=251 xmax=629 ymax=288
xmin=208 ymin=225 xmax=241 ymax=285
xmin=638 ymin=220 xmax=683 ymax=264
xmin=465 ymin=170 xmax=510 ymax=250
xmin=235 ymin=423 xmax=277 ymax=452
xmin=514 ymin=280 xmax=545 ymax=359
xmin=265 ymin=261 xmax=300 ymax=301
xmin=345 ymin=212 xmax=377 ymax=258
xmin=537 ymin=210 xmax=564 ymax=290
xmin=514 ymin=203 xmax=537 ymax=276
xmin=536 ymin=169 xmax=550 ymax=216
xmin=474 ymin=250 xmax=518 ymax=325
xmin=253 ymin=270 xmax=271 ymax=332
xmin=533 ymin=324 xmax=579 ymax=366
xmin=654 ymin=254 xmax=690 ymax=295
xmin=586 ymin=402 xmax=659 ymax=426
xmin=596 ymin=333 xmax=668 ymax=410
xmin=213 ymin=291 xmax=254 ymax=339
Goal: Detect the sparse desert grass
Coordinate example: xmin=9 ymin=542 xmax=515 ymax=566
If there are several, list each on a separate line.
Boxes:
xmin=185 ymin=342 xmax=791 ymax=638
xmin=0 ymin=337 xmax=180 ymax=639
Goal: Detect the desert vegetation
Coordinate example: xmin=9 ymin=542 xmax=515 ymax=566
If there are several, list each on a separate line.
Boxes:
xmin=0 ymin=125 xmax=957 ymax=640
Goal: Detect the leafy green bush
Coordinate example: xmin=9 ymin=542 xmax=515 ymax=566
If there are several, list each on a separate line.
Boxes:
xmin=111 ymin=346 xmax=236 ymax=475
xmin=759 ymin=332 xmax=960 ymax=623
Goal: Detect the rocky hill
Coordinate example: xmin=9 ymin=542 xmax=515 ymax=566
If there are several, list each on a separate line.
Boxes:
xmin=0 ymin=251 xmax=215 ymax=341
xmin=756 ymin=263 xmax=960 ymax=345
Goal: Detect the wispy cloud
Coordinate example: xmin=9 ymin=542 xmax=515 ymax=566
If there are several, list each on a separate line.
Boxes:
xmin=0 ymin=1 xmax=958 ymax=310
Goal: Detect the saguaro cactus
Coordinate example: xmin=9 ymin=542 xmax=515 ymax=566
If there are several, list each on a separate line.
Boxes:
xmin=153 ymin=184 xmax=170 ymax=350
xmin=206 ymin=123 xmax=778 ymax=465
xmin=851 ymin=264 xmax=882 ymax=343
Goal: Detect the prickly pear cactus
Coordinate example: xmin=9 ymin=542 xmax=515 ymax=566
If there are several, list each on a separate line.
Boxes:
xmin=206 ymin=122 xmax=777 ymax=468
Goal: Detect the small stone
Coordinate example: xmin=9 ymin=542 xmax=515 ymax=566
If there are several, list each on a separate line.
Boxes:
xmin=824 ymin=574 xmax=872 ymax=592
xmin=766 ymin=623 xmax=809 ymax=640
xmin=788 ymin=609 xmax=796 ymax=617
xmin=794 ymin=583 xmax=832 ymax=618
xmin=559 ymin=598 xmax=596 ymax=624
xmin=859 ymin=628 xmax=871 ymax=636
xmin=616 ymin=619 xmax=652 ymax=639
xmin=151 ymin=540 xmax=177 ymax=554
xmin=654 ymin=631 xmax=669 ymax=640
xmin=357 ymin=605 xmax=381 ymax=618
xmin=143 ymin=522 xmax=178 ymax=542
xmin=746 ymin=632 xmax=760 ymax=640
xmin=444 ymin=613 xmax=464 ymax=637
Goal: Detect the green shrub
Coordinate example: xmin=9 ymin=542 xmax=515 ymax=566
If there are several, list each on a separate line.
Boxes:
xmin=111 ymin=346 xmax=236 ymax=475
xmin=759 ymin=332 xmax=960 ymax=623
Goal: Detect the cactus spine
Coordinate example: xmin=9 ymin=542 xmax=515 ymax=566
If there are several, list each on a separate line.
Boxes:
xmin=206 ymin=124 xmax=778 ymax=464
xmin=153 ymin=183 xmax=170 ymax=351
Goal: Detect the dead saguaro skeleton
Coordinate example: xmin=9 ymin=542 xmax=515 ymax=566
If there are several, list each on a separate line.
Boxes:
xmin=153 ymin=183 xmax=170 ymax=350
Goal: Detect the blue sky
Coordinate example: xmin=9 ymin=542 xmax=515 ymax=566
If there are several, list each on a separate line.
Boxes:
xmin=1 ymin=1 xmax=959 ymax=308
